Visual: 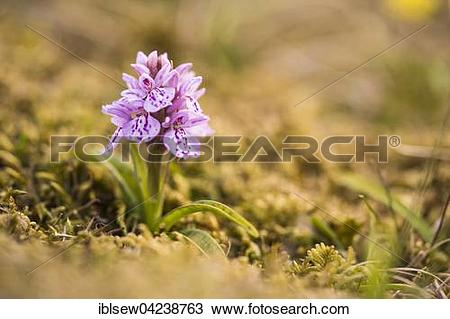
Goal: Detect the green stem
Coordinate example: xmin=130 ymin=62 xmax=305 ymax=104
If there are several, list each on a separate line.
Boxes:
xmin=146 ymin=152 xmax=169 ymax=230
xmin=130 ymin=143 xmax=170 ymax=232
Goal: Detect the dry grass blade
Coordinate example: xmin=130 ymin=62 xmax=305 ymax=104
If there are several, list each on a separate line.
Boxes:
xmin=431 ymin=193 xmax=450 ymax=246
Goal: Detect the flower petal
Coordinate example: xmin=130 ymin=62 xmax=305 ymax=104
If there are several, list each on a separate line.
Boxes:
xmin=159 ymin=52 xmax=171 ymax=68
xmin=131 ymin=63 xmax=149 ymax=75
xmin=168 ymin=109 xmax=208 ymax=128
xmin=162 ymin=70 xmax=179 ymax=88
xmin=192 ymin=87 xmax=206 ymax=99
xmin=136 ymin=51 xmax=148 ymax=65
xmin=175 ymin=63 xmax=192 ymax=75
xmin=102 ymin=105 xmax=129 ymax=126
xmin=122 ymin=73 xmax=139 ymax=89
xmin=163 ymin=128 xmax=200 ymax=159
xmin=185 ymin=96 xmax=204 ymax=114
xmin=143 ymin=87 xmax=176 ymax=112
xmin=122 ymin=114 xmax=161 ymax=143
xmin=102 ymin=100 xmax=136 ymax=126
xmin=147 ymin=50 xmax=158 ymax=76
xmin=179 ymin=76 xmax=202 ymax=95
xmin=121 ymin=88 xmax=146 ymax=102
xmin=105 ymin=127 xmax=124 ymax=153
xmin=154 ymin=63 xmax=172 ymax=87
xmin=186 ymin=120 xmax=214 ymax=137
xmin=138 ymin=73 xmax=154 ymax=90
xmin=187 ymin=76 xmax=203 ymax=93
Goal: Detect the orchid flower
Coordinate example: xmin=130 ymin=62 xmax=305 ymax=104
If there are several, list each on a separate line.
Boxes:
xmin=102 ymin=50 xmax=213 ymax=158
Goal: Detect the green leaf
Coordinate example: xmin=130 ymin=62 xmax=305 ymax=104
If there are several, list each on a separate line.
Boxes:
xmin=130 ymin=144 xmax=168 ymax=230
xmin=94 ymin=145 xmax=167 ymax=231
xmin=91 ymin=151 xmax=141 ymax=207
xmin=160 ymin=200 xmax=259 ymax=237
xmin=99 ymin=157 xmax=140 ymax=208
xmin=177 ymin=228 xmax=225 ymax=257
xmin=130 ymin=144 xmax=149 ymax=200
xmin=330 ymin=170 xmax=433 ymax=241
xmin=195 ymin=200 xmax=259 ymax=237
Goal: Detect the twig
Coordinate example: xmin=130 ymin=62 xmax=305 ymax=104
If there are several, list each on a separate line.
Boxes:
xmin=73 ymin=198 xmax=100 ymax=212
xmin=431 ymin=193 xmax=450 ymax=247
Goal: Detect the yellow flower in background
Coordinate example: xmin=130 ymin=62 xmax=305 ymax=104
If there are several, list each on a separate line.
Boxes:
xmin=384 ymin=0 xmax=441 ymax=22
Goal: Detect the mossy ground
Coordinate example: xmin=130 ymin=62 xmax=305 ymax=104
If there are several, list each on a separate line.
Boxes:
xmin=0 ymin=0 xmax=448 ymax=298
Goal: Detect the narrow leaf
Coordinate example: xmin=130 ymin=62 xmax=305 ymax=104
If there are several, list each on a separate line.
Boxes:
xmin=161 ymin=201 xmax=259 ymax=237
xmin=177 ymin=228 xmax=225 ymax=257
xmin=99 ymin=158 xmax=140 ymax=207
xmin=330 ymin=170 xmax=433 ymax=241
xmin=130 ymin=143 xmax=149 ymax=200
xmin=195 ymin=200 xmax=259 ymax=237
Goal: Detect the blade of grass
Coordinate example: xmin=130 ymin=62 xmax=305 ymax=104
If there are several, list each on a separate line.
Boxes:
xmin=97 ymin=158 xmax=140 ymax=208
xmin=160 ymin=201 xmax=259 ymax=237
xmin=176 ymin=228 xmax=225 ymax=257
xmin=330 ymin=170 xmax=433 ymax=241
xmin=194 ymin=200 xmax=259 ymax=237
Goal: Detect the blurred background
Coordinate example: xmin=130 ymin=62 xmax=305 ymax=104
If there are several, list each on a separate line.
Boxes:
xmin=0 ymin=0 xmax=448 ymax=298
xmin=1 ymin=0 xmax=448 ymax=139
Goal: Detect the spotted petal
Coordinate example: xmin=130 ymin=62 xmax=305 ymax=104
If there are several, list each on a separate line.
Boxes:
xmin=163 ymin=128 xmax=200 ymax=159
xmin=185 ymin=96 xmax=204 ymax=114
xmin=122 ymin=114 xmax=161 ymax=143
xmin=104 ymin=127 xmax=124 ymax=154
xmin=143 ymin=87 xmax=176 ymax=113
